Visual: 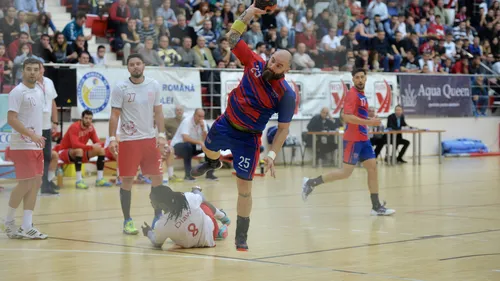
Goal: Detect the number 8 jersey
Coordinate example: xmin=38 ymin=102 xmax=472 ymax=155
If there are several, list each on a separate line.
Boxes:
xmin=149 ymin=192 xmax=215 ymax=248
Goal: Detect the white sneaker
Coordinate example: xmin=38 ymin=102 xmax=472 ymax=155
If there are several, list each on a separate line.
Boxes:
xmin=19 ymin=226 xmax=48 ymax=240
xmin=370 ymin=202 xmax=396 ymax=216
xmin=301 ymin=177 xmax=314 ymax=202
xmin=3 ymin=220 xmax=22 ymax=239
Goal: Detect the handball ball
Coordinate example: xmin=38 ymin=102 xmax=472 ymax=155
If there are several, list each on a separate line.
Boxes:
xmin=254 ymin=0 xmax=277 ymax=12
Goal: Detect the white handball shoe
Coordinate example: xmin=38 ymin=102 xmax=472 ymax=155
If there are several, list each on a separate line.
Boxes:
xmin=19 ymin=226 xmax=48 ymax=240
xmin=370 ymin=202 xmax=396 ymax=216
xmin=3 ymin=220 xmax=23 ymax=239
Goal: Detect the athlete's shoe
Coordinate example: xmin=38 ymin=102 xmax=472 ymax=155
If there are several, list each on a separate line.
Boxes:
xmin=217 ymin=225 xmax=228 ymax=239
xmin=152 ymin=215 xmax=161 ymax=230
xmin=191 ymin=160 xmax=223 ymax=178
xmin=301 ymin=177 xmax=314 ymax=202
xmin=123 ymin=219 xmax=139 ymax=235
xmin=19 ymin=226 xmax=48 ymax=240
xmin=169 ymin=175 xmax=184 ymax=183
xmin=235 ymin=233 xmax=248 ymax=251
xmin=219 ymin=209 xmax=231 ymax=225
xmin=370 ymin=202 xmax=396 ymax=216
xmin=137 ymin=174 xmax=152 ymax=184
xmin=3 ymin=220 xmax=22 ymax=239
xmin=75 ymin=180 xmax=89 ymax=189
xmin=115 ymin=177 xmax=122 ymax=186
xmin=95 ymin=179 xmax=112 ymax=187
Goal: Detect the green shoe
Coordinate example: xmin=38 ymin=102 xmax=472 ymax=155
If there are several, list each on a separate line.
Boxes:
xmin=75 ymin=180 xmax=89 ymax=189
xmin=95 ymin=178 xmax=112 ymax=187
xmin=123 ymin=219 xmax=139 ymax=235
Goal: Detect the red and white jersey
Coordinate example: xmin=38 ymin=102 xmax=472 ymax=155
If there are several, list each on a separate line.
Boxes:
xmin=8 ymin=83 xmax=44 ymax=150
xmin=110 ymin=77 xmax=161 ymax=142
xmin=150 ymin=192 xmax=215 ymax=248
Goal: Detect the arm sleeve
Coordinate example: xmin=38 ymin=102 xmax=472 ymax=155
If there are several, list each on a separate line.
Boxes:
xmin=277 ymin=90 xmax=296 ymax=123
xmin=343 ymin=91 xmax=357 ymax=115
xmin=184 ymin=192 xmax=203 ymax=208
xmin=154 ymin=82 xmax=161 ymax=106
xmin=401 ymin=116 xmax=408 ymax=127
xmin=91 ymin=128 xmax=100 ymax=144
xmin=110 ymin=84 xmax=124 ymax=109
xmin=232 ymin=39 xmax=260 ymax=67
xmin=8 ymin=90 xmax=22 ymax=113
xmin=68 ymin=126 xmax=91 ymax=149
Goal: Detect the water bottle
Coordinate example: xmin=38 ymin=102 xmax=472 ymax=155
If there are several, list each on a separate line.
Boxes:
xmin=56 ymin=166 xmax=63 ymax=187
xmin=259 ymin=160 xmax=264 ymax=175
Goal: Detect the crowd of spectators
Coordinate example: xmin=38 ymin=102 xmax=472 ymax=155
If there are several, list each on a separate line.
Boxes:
xmin=0 ymin=0 xmax=499 ymax=93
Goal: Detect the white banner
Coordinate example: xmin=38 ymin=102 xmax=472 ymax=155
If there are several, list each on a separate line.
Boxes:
xmin=220 ymin=71 xmax=398 ymax=119
xmin=76 ymin=67 xmax=202 ymax=120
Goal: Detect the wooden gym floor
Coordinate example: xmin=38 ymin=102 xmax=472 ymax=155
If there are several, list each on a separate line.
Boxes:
xmin=0 ymin=157 xmax=500 ymax=281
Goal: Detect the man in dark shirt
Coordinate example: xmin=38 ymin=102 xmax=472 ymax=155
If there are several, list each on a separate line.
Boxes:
xmin=401 ymin=49 xmax=420 ymax=72
xmin=391 ymin=31 xmax=408 ymax=57
xmin=1 ymin=7 xmax=20 ymax=46
xmin=33 ymin=34 xmax=57 ymax=63
xmin=169 ymin=14 xmax=197 ymax=48
xmin=306 ymin=107 xmax=341 ymax=165
xmin=372 ymin=30 xmax=401 ymax=72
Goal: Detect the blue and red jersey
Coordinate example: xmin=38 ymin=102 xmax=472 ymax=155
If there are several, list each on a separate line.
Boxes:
xmin=225 ymin=40 xmax=296 ymax=132
xmin=343 ymin=87 xmax=369 ymax=142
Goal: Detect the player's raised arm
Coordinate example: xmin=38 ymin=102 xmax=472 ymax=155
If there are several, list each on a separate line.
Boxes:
xmin=226 ymin=5 xmax=266 ymax=48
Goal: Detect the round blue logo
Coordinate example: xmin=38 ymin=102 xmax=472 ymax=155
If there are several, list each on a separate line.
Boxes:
xmin=77 ymin=72 xmax=111 ymax=113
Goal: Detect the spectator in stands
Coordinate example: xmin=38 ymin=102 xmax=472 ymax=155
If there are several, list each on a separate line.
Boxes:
xmin=469 ymin=55 xmax=487 ymax=74
xmin=453 ymin=21 xmax=467 ymax=40
xmin=212 ymin=37 xmax=236 ymax=65
xmin=435 ymin=38 xmax=447 ymax=60
xmin=108 ymin=0 xmax=130 ymax=34
xmin=140 ymin=0 xmax=154 ymax=20
xmin=320 ymin=27 xmax=345 ymax=69
xmin=296 ymin=25 xmax=319 ymax=55
xmin=367 ymin=0 xmax=389 ymax=21
xmin=1 ymin=7 xmax=20 ymax=46
xmin=14 ymin=0 xmax=39 ymax=21
xmin=434 ymin=0 xmax=450 ymax=27
xmin=244 ymin=22 xmax=264 ymax=50
xmin=384 ymin=14 xmax=400 ymax=40
xmin=221 ymin=2 xmax=234 ymax=30
xmin=315 ymin=9 xmax=332 ymax=40
xmin=276 ymin=26 xmax=296 ymax=53
xmin=418 ymin=50 xmax=434 ymax=71
xmin=197 ymin=20 xmax=216 ymax=49
xmin=454 ymin=5 xmax=467 ymax=26
xmin=29 ymin=12 xmax=49 ymax=42
xmin=211 ymin=8 xmax=223 ymax=39
xmin=189 ymin=2 xmax=210 ymax=32
xmin=162 ymin=104 xmax=184 ymax=183
xmin=154 ymin=15 xmax=169 ymax=43
xmin=157 ymin=0 xmax=177 ymax=28
xmin=401 ymin=49 xmax=420 ymax=72
xmin=292 ymin=42 xmax=314 ymax=70
xmin=14 ymin=42 xmax=43 ymax=83
xmin=469 ymin=36 xmax=482 ymax=56
xmin=428 ymin=15 xmax=445 ymax=39
xmin=7 ymin=31 xmax=29 ymax=60
xmin=386 ymin=105 xmax=410 ymax=164
xmin=52 ymin=32 xmax=70 ymax=63
xmin=295 ymin=7 xmax=314 ymax=33
xmin=77 ymin=51 xmax=91 ymax=65
xmin=370 ymin=14 xmax=385 ymax=35
xmin=177 ymin=36 xmax=196 ymax=66
xmin=121 ymin=18 xmax=143 ymax=65
xmin=264 ymin=24 xmax=277 ymax=49
xmin=472 ymin=76 xmax=489 ymax=116
xmin=341 ymin=30 xmax=359 ymax=54
xmin=451 ymin=55 xmax=469 ymax=73
xmin=66 ymin=34 xmax=93 ymax=64
xmin=193 ymin=36 xmax=215 ymax=68
xmin=443 ymin=33 xmax=456 ymax=59
xmin=0 ymin=44 xmax=13 ymax=88
xmin=157 ymin=35 xmax=181 ymax=66
xmin=33 ymin=34 xmax=56 ymax=63
xmin=372 ymin=30 xmax=402 ymax=72
xmin=407 ymin=0 xmax=423 ymax=21
xmin=128 ymin=0 xmax=142 ymax=21
xmin=171 ymin=108 xmax=218 ymax=181
xmin=391 ymin=31 xmax=407 ymax=57
xmin=276 ymin=7 xmax=296 ymax=41
xmin=170 ymin=14 xmax=197 ymax=48
xmin=17 ymin=11 xmax=30 ymax=39
xmin=414 ymin=17 xmax=428 ymax=41
xmin=479 ymin=21 xmax=495 ymax=43
xmin=139 ymin=37 xmax=164 ymax=66
xmin=93 ymin=45 xmax=106 ymax=65
xmin=386 ymin=0 xmax=398 ymax=17
xmin=354 ymin=17 xmax=374 ymax=49
xmin=306 ymin=107 xmax=340 ymax=165
xmin=62 ymin=12 xmax=92 ymax=45
xmin=139 ymin=16 xmax=156 ymax=45
xmin=419 ymin=38 xmax=435 ymax=55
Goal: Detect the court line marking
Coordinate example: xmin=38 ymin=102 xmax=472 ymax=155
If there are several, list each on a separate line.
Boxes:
xmin=0 ymin=247 xmax=425 ymax=281
xmin=439 ymin=253 xmax=500 ymax=261
xmin=254 ymin=229 xmax=500 ymax=260
xmin=409 ymin=212 xmax=500 ymax=221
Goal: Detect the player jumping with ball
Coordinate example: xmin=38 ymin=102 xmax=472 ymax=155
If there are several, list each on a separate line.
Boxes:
xmin=190 ymin=4 xmax=296 ymax=251
xmin=302 ymin=68 xmax=396 ymax=216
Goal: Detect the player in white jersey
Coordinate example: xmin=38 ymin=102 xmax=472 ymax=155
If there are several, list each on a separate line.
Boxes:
xmin=142 ymin=185 xmax=230 ymax=249
xmin=108 ymin=54 xmax=167 ymax=235
xmin=3 ymin=58 xmax=47 ymax=239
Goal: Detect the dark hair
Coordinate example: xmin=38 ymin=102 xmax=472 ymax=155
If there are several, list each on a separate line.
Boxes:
xmin=351 ymin=68 xmax=366 ymax=77
xmin=79 ymin=51 xmax=90 ymax=59
xmin=76 ymin=11 xmax=87 ymax=20
xmin=395 ymin=104 xmax=403 ymax=110
xmin=19 ymin=31 xmax=29 ymax=38
xmin=127 ymin=53 xmax=144 ymax=64
xmin=97 ymin=45 xmax=105 ymax=51
xmin=22 ymin=58 xmax=41 ymax=70
xmin=40 ymin=33 xmax=50 ymax=40
xmin=81 ymin=110 xmax=93 ymax=118
xmin=150 ymin=185 xmax=190 ymax=221
xmin=219 ymin=37 xmax=228 ymax=44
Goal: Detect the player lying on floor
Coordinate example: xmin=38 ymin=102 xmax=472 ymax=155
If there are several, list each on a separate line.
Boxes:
xmin=142 ymin=185 xmax=231 ymax=249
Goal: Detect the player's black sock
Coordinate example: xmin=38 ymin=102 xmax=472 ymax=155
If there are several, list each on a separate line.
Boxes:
xmin=96 ymin=156 xmax=105 ymax=171
xmin=307 ymin=176 xmax=324 ymax=187
xmin=152 ymin=186 xmax=163 ymax=217
xmin=74 ymin=156 xmax=83 ymax=172
xmin=236 ymin=216 xmax=250 ymax=238
xmin=370 ymin=193 xmax=380 ymax=210
xmin=207 ymin=157 xmax=221 ymax=168
xmin=120 ymin=188 xmax=131 ymax=220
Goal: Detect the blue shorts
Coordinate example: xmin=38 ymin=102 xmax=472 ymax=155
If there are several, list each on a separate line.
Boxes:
xmin=205 ymin=116 xmax=261 ymax=180
xmin=343 ymin=140 xmax=375 ymax=165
